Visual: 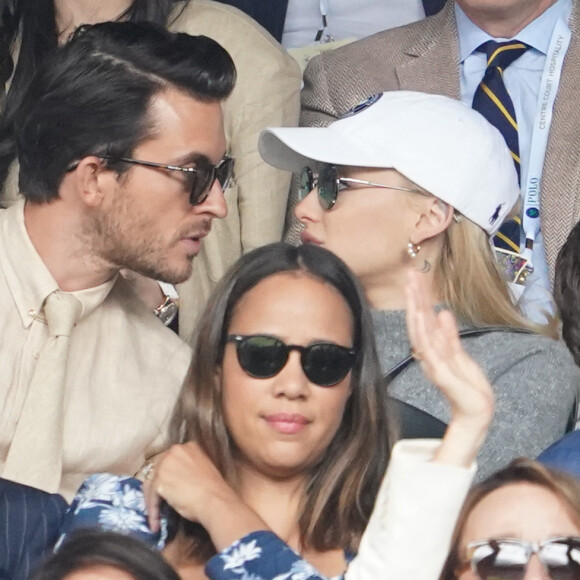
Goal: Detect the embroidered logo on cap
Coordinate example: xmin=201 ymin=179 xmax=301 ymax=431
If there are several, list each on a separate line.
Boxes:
xmin=340 ymin=93 xmax=383 ymax=119
xmin=489 ymin=204 xmax=503 ymax=225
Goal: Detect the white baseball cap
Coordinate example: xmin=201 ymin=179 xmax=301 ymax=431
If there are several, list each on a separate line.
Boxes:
xmin=259 ymin=91 xmax=520 ymax=236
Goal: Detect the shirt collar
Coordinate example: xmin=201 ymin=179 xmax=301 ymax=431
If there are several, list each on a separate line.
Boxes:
xmin=0 ymin=199 xmax=117 ymax=328
xmin=455 ymin=0 xmax=572 ymax=62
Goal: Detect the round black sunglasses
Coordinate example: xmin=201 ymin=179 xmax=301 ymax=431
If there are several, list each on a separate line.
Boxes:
xmin=227 ymin=334 xmax=357 ymax=387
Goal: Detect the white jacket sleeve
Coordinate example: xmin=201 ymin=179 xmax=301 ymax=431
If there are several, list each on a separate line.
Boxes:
xmin=345 ymin=439 xmax=476 ymax=580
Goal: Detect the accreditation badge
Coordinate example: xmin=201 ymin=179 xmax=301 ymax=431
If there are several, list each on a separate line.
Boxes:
xmin=495 ymin=248 xmax=534 ymax=303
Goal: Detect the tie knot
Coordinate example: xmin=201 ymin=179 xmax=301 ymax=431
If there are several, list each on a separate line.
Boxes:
xmin=44 ymin=291 xmax=82 ymax=337
xmin=478 ymin=40 xmax=529 ymax=70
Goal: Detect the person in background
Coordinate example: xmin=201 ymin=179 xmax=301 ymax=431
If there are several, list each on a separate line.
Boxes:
xmin=534 ymin=220 xmax=580 ymax=480
xmin=215 ymin=0 xmax=446 ymax=45
xmin=0 ymin=478 xmax=67 ymax=580
xmin=553 ymin=218 xmax=580 ymax=369
xmin=260 ymin=90 xmax=580 ymax=480
xmin=0 ymin=0 xmax=301 ymax=337
xmin=440 ymin=457 xmax=580 ymax=580
xmin=32 ymin=530 xmax=180 ymax=580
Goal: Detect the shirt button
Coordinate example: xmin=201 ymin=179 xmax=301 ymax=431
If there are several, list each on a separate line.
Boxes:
xmin=28 ymin=309 xmax=36 ymax=317
xmin=33 ymin=350 xmax=40 ymax=359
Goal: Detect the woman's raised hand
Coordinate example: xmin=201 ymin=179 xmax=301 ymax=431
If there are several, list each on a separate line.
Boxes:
xmin=405 ymin=270 xmax=494 ymax=466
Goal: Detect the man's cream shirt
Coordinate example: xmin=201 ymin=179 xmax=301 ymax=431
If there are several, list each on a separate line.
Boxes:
xmin=0 ymin=200 xmax=192 ymax=500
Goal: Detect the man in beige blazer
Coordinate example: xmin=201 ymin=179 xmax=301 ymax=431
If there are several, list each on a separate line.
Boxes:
xmin=294 ymin=0 xmax=580 ymax=293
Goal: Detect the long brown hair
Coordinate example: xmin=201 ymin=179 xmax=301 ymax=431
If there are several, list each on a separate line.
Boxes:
xmin=169 ymin=242 xmax=393 ymax=561
xmin=440 ymin=458 xmax=580 ymax=579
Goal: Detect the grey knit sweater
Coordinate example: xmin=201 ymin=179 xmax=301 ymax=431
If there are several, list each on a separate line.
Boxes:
xmin=372 ymin=309 xmax=580 ymax=481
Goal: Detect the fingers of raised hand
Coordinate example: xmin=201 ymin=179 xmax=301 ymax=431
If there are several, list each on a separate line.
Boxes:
xmin=141 ymin=460 xmax=162 ymax=532
xmin=405 ymin=271 xmax=457 ymax=369
xmin=404 ymin=271 xmax=493 ymax=424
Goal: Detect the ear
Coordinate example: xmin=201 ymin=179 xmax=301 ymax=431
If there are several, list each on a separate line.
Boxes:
xmin=71 ymin=156 xmax=116 ymax=208
xmin=412 ymin=197 xmax=455 ymax=245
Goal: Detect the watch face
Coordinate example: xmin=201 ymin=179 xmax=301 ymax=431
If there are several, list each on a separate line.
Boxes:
xmin=156 ymin=301 xmax=179 ymax=326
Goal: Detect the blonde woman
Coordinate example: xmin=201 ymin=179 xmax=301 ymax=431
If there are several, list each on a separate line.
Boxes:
xmin=259 ymin=90 xmax=580 ymax=480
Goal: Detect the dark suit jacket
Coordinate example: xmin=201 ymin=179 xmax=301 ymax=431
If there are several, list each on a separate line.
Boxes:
xmin=296 ymin=0 xmax=580 ymax=281
xmin=215 ymin=0 xmax=447 ymax=42
xmin=0 ymin=479 xmax=67 ymax=580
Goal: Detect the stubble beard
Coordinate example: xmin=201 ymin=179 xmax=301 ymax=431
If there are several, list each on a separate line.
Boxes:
xmin=85 ymin=200 xmax=195 ymax=285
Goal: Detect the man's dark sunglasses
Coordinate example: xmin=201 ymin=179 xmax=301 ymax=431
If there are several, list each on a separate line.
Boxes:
xmin=299 ymin=164 xmax=422 ymax=210
xmin=67 ymin=155 xmax=234 ymax=206
xmin=227 ymin=334 xmax=357 ymax=387
xmin=462 ymin=537 xmax=580 ymax=580
xmin=101 ymin=155 xmax=234 ymax=206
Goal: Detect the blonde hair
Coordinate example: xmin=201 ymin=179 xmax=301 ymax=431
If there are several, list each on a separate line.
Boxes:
xmin=401 ymin=175 xmax=550 ymax=335
xmin=436 ymin=215 xmax=546 ymax=333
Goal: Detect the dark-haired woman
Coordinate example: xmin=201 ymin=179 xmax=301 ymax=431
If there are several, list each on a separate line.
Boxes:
xmin=33 ymin=530 xmax=180 ymax=580
xmin=0 ymin=0 xmax=300 ymax=336
xmin=59 ymin=242 xmax=494 ymax=580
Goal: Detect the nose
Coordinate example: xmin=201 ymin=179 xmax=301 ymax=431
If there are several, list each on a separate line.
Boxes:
xmin=197 ymin=179 xmax=228 ymax=218
xmin=295 ymin=186 xmax=321 ymax=224
xmin=523 ymin=555 xmax=549 ymax=580
xmin=272 ymin=351 xmax=311 ymax=400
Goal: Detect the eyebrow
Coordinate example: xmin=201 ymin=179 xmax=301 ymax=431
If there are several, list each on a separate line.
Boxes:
xmin=172 ymin=151 xmax=226 ymax=167
xmin=170 ymin=152 xmax=211 ymax=167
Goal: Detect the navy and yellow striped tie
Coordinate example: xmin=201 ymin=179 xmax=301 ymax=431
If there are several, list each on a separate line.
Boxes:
xmin=472 ymin=40 xmax=529 ymax=253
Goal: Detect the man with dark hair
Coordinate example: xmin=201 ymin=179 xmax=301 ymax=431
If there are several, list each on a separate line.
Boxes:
xmin=294 ymin=0 xmax=577 ymax=325
xmin=0 ymin=21 xmax=235 ymax=499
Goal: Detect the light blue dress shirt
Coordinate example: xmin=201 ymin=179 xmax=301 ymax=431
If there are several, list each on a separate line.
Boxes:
xmin=282 ymin=0 xmax=425 ymax=48
xmin=455 ymin=0 xmax=572 ymax=323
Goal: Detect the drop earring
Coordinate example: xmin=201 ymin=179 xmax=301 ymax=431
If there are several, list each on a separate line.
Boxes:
xmin=407 ymin=242 xmax=421 ymax=258
xmin=407 ymin=241 xmax=431 ymax=273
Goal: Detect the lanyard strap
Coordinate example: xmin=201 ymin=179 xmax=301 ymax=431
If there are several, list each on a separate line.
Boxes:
xmin=521 ymin=14 xmax=571 ymax=264
xmin=315 ymin=0 xmax=334 ymax=42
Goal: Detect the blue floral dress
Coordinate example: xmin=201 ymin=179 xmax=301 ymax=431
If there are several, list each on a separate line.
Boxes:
xmin=58 ymin=474 xmax=348 ymax=580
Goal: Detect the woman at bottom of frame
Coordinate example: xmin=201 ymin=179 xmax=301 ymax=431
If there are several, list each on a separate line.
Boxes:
xmin=58 ymin=242 xmax=494 ymax=580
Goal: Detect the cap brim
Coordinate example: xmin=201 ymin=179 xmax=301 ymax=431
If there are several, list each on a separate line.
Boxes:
xmin=259 ymin=126 xmax=389 ymax=172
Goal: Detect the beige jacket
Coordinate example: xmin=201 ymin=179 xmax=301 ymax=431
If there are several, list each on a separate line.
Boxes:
xmin=293 ymin=0 xmax=580 ymax=283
